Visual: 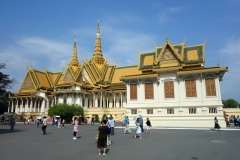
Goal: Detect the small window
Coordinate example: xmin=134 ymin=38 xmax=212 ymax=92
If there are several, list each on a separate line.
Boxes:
xmin=131 ymin=109 xmax=137 ymax=115
xmin=147 ymin=109 xmax=153 ymax=114
xmin=189 ymin=108 xmax=196 ymax=114
xmin=167 ymin=108 xmax=174 ymax=114
xmin=209 ymin=108 xmax=217 ymax=113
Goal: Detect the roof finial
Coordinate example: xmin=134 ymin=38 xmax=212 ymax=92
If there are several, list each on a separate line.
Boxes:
xmin=217 ymin=61 xmax=220 ymax=67
xmin=184 ymin=37 xmax=186 ymax=43
xmin=30 ymin=61 xmax=33 ymax=68
xmin=166 ymin=34 xmax=168 ymax=41
xmin=92 ymin=18 xmax=104 ymax=65
xmin=70 ymin=31 xmax=79 ymax=66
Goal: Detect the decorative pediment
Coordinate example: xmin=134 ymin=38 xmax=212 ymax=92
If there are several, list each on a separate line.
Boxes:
xmin=63 ymin=69 xmax=74 ymax=82
xmin=20 ymin=73 xmax=36 ymax=90
xmin=155 ymin=41 xmax=183 ymax=66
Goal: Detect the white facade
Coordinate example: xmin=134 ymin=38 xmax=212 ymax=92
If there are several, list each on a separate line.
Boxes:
xmin=125 ymin=71 xmax=226 ymax=128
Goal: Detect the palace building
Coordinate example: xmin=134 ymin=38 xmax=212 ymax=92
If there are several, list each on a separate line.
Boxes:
xmin=8 ymin=20 xmax=228 ymax=127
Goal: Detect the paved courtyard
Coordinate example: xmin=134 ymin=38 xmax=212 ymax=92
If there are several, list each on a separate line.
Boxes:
xmin=0 ymin=123 xmax=239 ymax=160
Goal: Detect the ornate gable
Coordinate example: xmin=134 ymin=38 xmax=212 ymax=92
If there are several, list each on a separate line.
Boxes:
xmin=20 ymin=73 xmax=36 ymax=90
xmin=154 ymin=40 xmax=183 ymax=68
xmin=63 ymin=69 xmax=74 ymax=82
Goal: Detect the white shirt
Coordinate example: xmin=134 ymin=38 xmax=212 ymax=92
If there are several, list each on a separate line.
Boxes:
xmin=108 ymin=119 xmax=115 ymax=127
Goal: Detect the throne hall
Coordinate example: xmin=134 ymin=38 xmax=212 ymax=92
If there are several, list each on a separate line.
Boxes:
xmin=8 ymin=20 xmax=228 ymax=127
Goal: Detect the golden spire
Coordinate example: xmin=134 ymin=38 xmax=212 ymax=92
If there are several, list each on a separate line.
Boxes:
xmin=70 ymin=32 xmax=80 ymax=66
xmin=92 ymin=18 xmax=105 ymax=65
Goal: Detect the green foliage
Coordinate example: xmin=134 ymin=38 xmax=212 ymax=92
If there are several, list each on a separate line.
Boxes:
xmin=0 ymin=63 xmax=14 ymax=114
xmin=223 ymin=99 xmax=239 ymax=108
xmin=95 ymin=114 xmax=100 ymax=122
xmin=20 ymin=115 xmax=23 ymax=122
xmin=110 ymin=114 xmax=113 ymax=118
xmin=101 ymin=114 xmax=106 ymax=121
xmin=48 ymin=104 xmax=84 ymax=122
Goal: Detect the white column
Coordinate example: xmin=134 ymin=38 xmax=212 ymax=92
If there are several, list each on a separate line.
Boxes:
xmin=15 ymin=99 xmax=18 ymax=113
xmin=26 ymin=98 xmax=29 ymax=112
xmin=55 ymin=96 xmax=57 ymax=105
xmin=37 ymin=99 xmax=40 ymax=112
xmin=30 ymin=98 xmax=33 ymax=112
xmin=103 ymin=93 xmax=106 ymax=108
xmin=94 ymin=92 xmax=98 ymax=108
xmin=107 ymin=94 xmax=109 ymax=108
xmin=34 ymin=99 xmax=37 ymax=112
xmin=41 ymin=99 xmax=45 ymax=113
xmin=113 ymin=93 xmax=116 ymax=108
xmin=120 ymin=92 xmax=122 ymax=108
xmin=100 ymin=92 xmax=103 ymax=108
xmin=8 ymin=100 xmax=10 ymax=112
xmin=20 ymin=98 xmax=23 ymax=112
xmin=11 ymin=99 xmax=14 ymax=112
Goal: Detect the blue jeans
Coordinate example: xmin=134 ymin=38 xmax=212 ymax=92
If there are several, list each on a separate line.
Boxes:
xmin=140 ymin=124 xmax=144 ymax=132
xmin=110 ymin=127 xmax=114 ymax=135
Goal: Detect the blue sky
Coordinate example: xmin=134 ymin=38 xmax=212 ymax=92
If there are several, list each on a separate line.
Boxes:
xmin=0 ymin=0 xmax=240 ymax=102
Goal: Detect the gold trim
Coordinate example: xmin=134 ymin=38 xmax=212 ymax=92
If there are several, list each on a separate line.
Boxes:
xmin=177 ymin=67 xmax=228 ymax=75
xmin=120 ymin=74 xmax=158 ymax=80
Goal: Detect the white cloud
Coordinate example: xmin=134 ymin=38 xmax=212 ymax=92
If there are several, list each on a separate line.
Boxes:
xmin=219 ymin=38 xmax=240 ymax=55
xmin=158 ymin=7 xmax=182 ymax=24
xmin=218 ymin=37 xmax=240 ymax=101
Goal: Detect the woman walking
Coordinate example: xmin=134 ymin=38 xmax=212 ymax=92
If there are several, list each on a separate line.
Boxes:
xmin=73 ymin=117 xmax=79 ymax=140
xmin=134 ymin=118 xmax=142 ymax=139
xmin=145 ymin=118 xmax=152 ymax=134
xmin=97 ymin=120 xmax=108 ymax=155
xmin=214 ymin=117 xmax=221 ymax=131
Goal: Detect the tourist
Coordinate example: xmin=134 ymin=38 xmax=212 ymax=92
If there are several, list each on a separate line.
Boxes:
xmin=135 ymin=118 xmax=142 ymax=139
xmin=73 ymin=117 xmax=79 ymax=140
xmin=37 ymin=119 xmax=40 ymax=127
xmin=58 ymin=119 xmax=61 ymax=128
xmin=214 ymin=117 xmax=220 ymax=131
xmin=145 ymin=117 xmax=152 ymax=134
xmin=42 ymin=116 xmax=47 ymax=135
xmin=62 ymin=119 xmax=65 ymax=128
xmin=123 ymin=116 xmax=131 ymax=134
xmin=236 ymin=115 xmax=239 ymax=126
xmin=97 ymin=120 xmax=108 ymax=155
xmin=106 ymin=117 xmax=111 ymax=146
xmin=139 ymin=116 xmax=144 ymax=133
xmin=234 ymin=115 xmax=237 ymax=126
xmin=91 ymin=117 xmax=94 ymax=125
xmin=226 ymin=115 xmax=230 ymax=127
xmin=9 ymin=117 xmax=15 ymax=132
xmin=109 ymin=117 xmax=115 ymax=136
xmin=54 ymin=118 xmax=57 ymax=126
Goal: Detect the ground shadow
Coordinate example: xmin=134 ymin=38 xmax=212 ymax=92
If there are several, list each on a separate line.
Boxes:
xmin=106 ymin=148 xmax=110 ymax=154
xmin=0 ymin=129 xmax=25 ymax=135
xmin=77 ymin=136 xmax=82 ymax=139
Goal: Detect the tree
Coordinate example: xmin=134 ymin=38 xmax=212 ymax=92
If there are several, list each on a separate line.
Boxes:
xmin=0 ymin=63 xmax=14 ymax=114
xmin=48 ymin=104 xmax=84 ymax=123
xmin=223 ymin=99 xmax=239 ymax=108
xmin=101 ymin=114 xmax=106 ymax=121
xmin=95 ymin=115 xmax=100 ymax=122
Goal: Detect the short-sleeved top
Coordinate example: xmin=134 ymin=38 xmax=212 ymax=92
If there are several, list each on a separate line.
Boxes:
xmin=43 ymin=119 xmax=47 ymax=126
xmin=98 ymin=126 xmax=108 ymax=140
xmin=146 ymin=120 xmax=151 ymax=126
xmin=108 ymin=119 xmax=115 ymax=127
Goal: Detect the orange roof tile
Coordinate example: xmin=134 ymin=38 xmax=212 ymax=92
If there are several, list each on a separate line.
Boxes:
xmin=111 ymin=66 xmax=141 ymax=83
xmin=35 ymin=72 xmax=51 ymax=88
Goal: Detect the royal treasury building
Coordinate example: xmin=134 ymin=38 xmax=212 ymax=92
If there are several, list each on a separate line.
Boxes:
xmin=8 ymin=21 xmax=228 ymax=127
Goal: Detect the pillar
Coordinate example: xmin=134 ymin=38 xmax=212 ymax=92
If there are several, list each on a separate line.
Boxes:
xmin=30 ymin=98 xmax=33 ymax=112
xmin=11 ymin=99 xmax=14 ymax=112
